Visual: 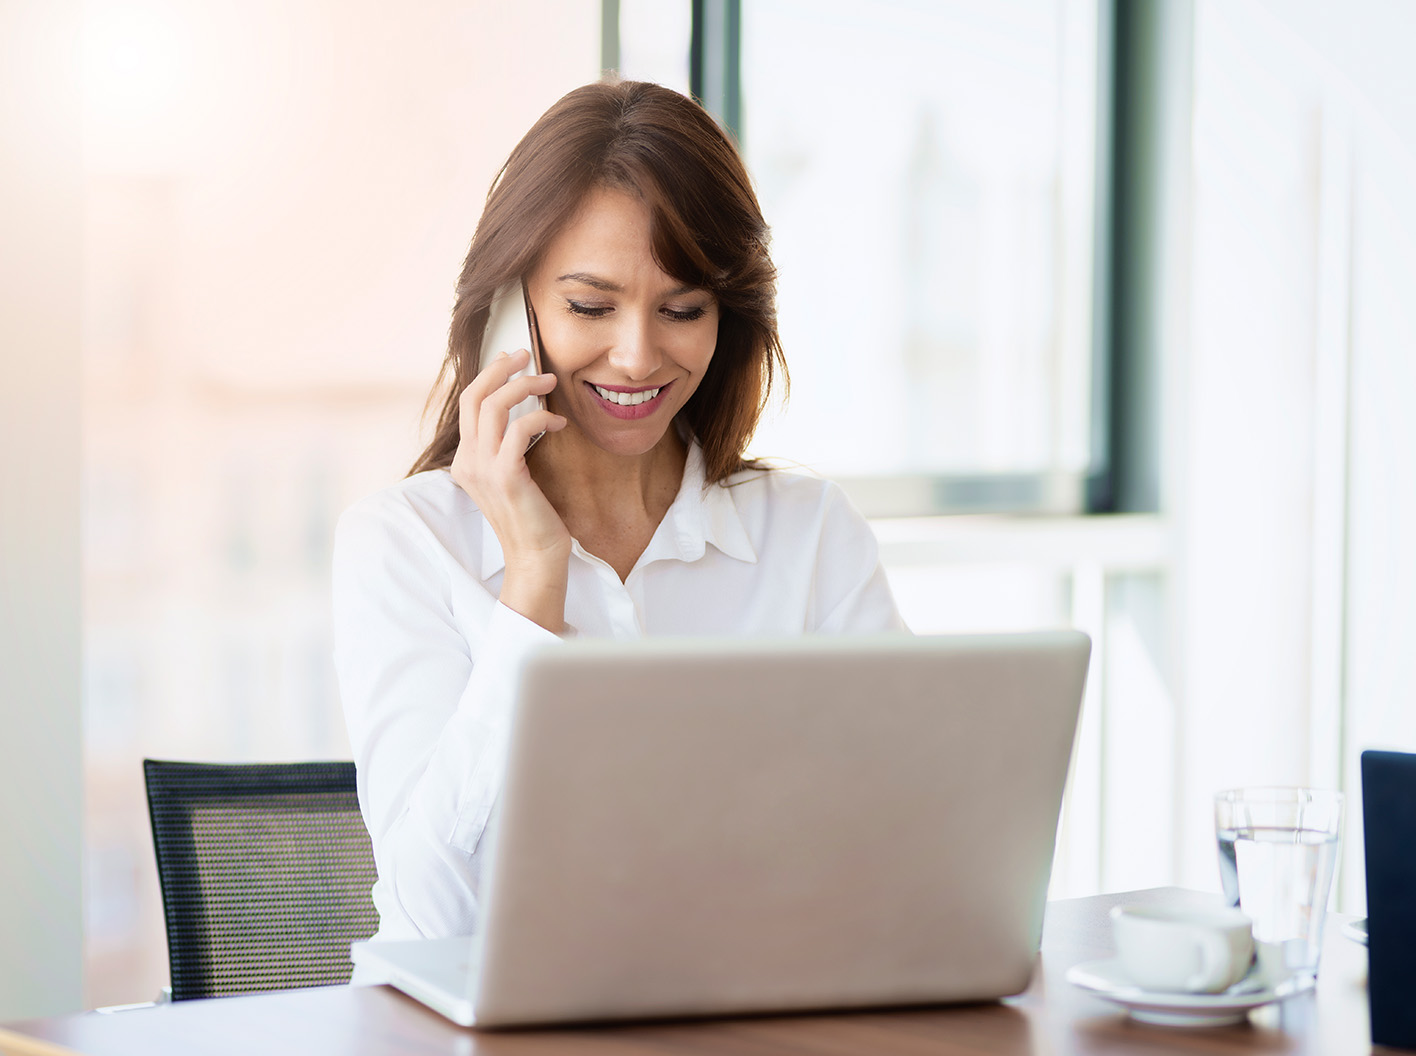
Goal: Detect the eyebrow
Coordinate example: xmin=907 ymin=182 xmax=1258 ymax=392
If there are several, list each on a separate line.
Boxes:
xmin=556 ymin=272 xmax=700 ymax=298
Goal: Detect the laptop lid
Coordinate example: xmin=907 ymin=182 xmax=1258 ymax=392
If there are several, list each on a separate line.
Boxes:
xmin=463 ymin=630 xmax=1090 ymax=1027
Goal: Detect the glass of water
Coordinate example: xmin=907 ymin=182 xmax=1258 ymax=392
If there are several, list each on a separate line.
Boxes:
xmin=1215 ymin=787 xmax=1343 ymax=985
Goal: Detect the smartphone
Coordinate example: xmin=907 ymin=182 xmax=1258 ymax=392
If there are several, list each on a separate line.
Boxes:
xmin=478 ymin=281 xmax=547 ymax=450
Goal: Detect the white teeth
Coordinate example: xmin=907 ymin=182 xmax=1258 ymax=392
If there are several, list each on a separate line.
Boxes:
xmin=593 ymin=385 xmax=660 ymax=406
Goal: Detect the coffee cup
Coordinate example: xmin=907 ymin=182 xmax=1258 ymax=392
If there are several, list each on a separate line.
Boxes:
xmin=1110 ymin=904 xmax=1255 ymax=994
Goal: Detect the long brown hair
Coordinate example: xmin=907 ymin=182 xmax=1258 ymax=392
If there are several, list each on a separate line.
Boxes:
xmin=408 ymin=80 xmax=786 ymax=484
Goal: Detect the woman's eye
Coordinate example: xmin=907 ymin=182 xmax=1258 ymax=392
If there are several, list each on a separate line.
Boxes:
xmin=663 ymin=306 xmax=707 ymax=322
xmin=565 ymin=300 xmax=707 ymax=321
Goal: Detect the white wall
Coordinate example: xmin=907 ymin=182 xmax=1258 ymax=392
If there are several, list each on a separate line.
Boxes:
xmin=1318 ymin=1 xmax=1416 ymax=911
xmin=1174 ymin=0 xmax=1416 ymax=908
xmin=0 ymin=0 xmax=84 ymax=1020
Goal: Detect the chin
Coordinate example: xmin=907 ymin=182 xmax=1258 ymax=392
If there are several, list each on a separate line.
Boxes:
xmin=588 ymin=424 xmax=675 ymax=458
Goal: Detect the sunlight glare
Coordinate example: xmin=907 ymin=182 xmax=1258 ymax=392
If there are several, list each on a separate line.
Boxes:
xmin=81 ymin=4 xmax=191 ymax=172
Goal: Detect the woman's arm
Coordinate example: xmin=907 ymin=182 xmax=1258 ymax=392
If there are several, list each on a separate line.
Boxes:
xmin=335 ymin=350 xmax=572 ymax=938
xmin=451 ymin=348 xmax=570 ymax=633
xmin=333 ymin=497 xmax=560 ymax=938
xmin=810 ymin=482 xmax=909 ymax=634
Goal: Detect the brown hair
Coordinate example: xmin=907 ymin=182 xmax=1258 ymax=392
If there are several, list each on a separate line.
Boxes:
xmin=408 ymin=80 xmax=786 ymax=484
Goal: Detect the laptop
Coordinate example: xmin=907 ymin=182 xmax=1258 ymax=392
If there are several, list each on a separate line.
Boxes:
xmin=1362 ymin=749 xmax=1416 ymax=1049
xmin=352 ymin=630 xmax=1091 ymax=1027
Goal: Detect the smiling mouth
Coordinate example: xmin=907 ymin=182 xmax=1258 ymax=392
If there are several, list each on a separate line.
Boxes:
xmin=585 ymin=380 xmax=672 ymax=420
xmin=591 ymin=383 xmax=662 ymax=406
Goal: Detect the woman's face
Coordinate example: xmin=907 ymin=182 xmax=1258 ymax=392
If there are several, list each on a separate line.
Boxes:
xmin=525 ymin=186 xmax=719 ymax=460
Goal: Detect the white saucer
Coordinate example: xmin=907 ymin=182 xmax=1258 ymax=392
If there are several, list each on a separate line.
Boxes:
xmin=1065 ymin=958 xmax=1313 ymax=1027
xmin=1343 ymin=918 xmax=1368 ymax=946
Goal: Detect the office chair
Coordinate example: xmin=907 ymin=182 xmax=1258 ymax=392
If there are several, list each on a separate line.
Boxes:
xmin=143 ymin=759 xmax=380 ymax=1000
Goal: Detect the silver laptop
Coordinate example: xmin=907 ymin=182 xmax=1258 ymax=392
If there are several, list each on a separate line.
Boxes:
xmin=351 ymin=631 xmax=1090 ymax=1027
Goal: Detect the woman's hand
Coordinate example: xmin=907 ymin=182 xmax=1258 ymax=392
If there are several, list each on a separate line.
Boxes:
xmin=449 ymin=349 xmax=570 ymax=632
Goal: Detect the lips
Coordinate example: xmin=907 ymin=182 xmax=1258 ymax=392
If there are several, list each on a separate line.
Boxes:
xmin=592 ymin=383 xmax=661 ymax=406
xmin=585 ymin=380 xmax=672 ymax=420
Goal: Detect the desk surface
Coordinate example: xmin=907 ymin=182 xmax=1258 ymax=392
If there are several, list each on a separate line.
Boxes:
xmin=0 ymin=888 xmax=1388 ymax=1056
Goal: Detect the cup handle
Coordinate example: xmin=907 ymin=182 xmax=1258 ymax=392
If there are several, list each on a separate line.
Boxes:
xmin=1187 ymin=931 xmax=1235 ymax=992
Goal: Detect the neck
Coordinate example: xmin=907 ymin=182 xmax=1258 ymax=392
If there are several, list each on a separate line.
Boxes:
xmin=528 ymin=422 xmax=689 ymax=527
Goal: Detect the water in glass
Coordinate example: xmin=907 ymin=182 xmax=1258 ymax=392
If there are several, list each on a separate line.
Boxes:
xmin=1217 ymin=824 xmax=1340 ymax=982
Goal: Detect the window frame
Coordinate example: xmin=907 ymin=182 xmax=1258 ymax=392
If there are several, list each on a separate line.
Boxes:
xmin=606 ymin=0 xmax=1160 ymax=517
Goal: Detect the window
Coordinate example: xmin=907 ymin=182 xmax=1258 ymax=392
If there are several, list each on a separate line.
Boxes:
xmin=79 ymin=0 xmax=604 ymax=1006
xmin=622 ymin=0 xmax=1105 ymax=513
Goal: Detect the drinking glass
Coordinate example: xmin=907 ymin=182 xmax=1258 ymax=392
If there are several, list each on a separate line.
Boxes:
xmin=1214 ymin=787 xmax=1343 ymax=984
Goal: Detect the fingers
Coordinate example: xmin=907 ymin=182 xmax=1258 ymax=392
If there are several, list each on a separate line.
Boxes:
xmin=477 ymin=347 xmax=534 ymax=389
xmin=458 ymin=350 xmax=548 ymax=448
xmin=476 ymin=370 xmax=557 ymax=450
xmin=501 ymin=406 xmax=567 ymax=459
xmin=446 ymin=351 xmax=571 ymax=574
xmin=460 ymin=349 xmax=532 ymax=422
xmin=453 ymin=352 xmax=563 ymax=499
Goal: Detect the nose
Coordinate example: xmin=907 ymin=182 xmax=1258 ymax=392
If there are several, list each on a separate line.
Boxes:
xmin=606 ymin=311 xmax=661 ymax=381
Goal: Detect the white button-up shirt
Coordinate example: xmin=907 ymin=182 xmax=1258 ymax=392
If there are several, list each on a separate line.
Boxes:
xmin=333 ymin=442 xmax=905 ymax=942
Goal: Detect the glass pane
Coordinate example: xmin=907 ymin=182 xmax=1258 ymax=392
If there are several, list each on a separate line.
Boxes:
xmin=740 ymin=0 xmax=1099 ymax=482
xmin=617 ymin=0 xmax=692 ymax=95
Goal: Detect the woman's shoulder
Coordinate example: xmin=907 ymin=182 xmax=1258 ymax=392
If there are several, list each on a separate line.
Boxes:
xmin=723 ymin=458 xmax=845 ymax=498
xmin=341 ymin=467 xmax=465 ymax=522
xmin=335 ymin=468 xmax=485 ymax=559
xmin=717 ymin=459 xmax=862 ymax=527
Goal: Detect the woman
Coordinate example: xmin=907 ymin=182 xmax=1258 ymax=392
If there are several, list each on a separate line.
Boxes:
xmin=334 ymin=80 xmax=905 ymax=944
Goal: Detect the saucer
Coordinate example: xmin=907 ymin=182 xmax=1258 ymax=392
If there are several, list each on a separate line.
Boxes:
xmin=1343 ymin=918 xmax=1368 ymax=946
xmin=1065 ymin=958 xmax=1313 ymax=1027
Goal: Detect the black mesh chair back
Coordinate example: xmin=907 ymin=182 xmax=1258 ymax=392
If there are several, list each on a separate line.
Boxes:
xmin=143 ymin=759 xmax=380 ymax=1000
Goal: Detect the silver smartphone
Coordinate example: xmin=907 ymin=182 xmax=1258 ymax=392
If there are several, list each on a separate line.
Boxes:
xmin=478 ymin=282 xmax=547 ymax=450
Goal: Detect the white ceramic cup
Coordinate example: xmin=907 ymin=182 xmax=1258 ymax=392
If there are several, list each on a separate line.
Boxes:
xmin=1110 ymin=904 xmax=1255 ymax=994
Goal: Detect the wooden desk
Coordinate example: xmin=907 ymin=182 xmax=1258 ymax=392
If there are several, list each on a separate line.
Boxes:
xmin=0 ymin=888 xmax=1386 ymax=1055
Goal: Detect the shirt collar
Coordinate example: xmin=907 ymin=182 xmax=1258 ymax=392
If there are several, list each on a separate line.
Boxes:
xmin=656 ymin=440 xmax=758 ymax=567
xmin=478 ymin=439 xmax=758 ymax=580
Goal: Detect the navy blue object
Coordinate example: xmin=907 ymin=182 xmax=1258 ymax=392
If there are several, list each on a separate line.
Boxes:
xmin=1362 ymin=749 xmax=1416 ymax=1049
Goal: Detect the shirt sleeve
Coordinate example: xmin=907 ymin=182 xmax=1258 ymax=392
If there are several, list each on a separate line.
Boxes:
xmin=332 ymin=495 xmax=561 ymax=939
xmin=810 ymin=482 xmax=909 ymax=634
